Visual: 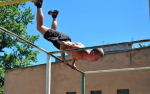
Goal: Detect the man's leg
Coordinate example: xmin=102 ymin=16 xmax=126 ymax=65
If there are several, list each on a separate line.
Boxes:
xmin=48 ymin=10 xmax=59 ymax=31
xmin=33 ymin=0 xmax=49 ymax=36
xmin=36 ymin=8 xmax=49 ymax=35
xmin=51 ymin=18 xmax=57 ymax=31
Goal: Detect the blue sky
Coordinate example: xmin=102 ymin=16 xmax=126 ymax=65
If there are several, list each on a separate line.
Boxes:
xmin=24 ymin=0 xmax=150 ymax=65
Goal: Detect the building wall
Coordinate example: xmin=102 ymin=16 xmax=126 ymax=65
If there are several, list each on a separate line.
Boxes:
xmin=3 ymin=65 xmax=46 ymax=94
xmin=3 ymin=47 xmax=150 ymax=94
xmin=102 ymin=44 xmax=134 ymax=51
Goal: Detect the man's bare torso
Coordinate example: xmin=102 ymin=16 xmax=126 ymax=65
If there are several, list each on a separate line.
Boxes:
xmin=64 ymin=41 xmax=90 ymax=59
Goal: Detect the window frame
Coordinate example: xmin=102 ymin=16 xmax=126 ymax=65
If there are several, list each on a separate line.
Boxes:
xmin=91 ymin=90 xmax=102 ymax=94
xmin=117 ymin=89 xmax=129 ymax=94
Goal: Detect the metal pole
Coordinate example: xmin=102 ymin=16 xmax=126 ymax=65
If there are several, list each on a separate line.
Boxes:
xmin=0 ymin=0 xmax=32 ymax=6
xmin=84 ymin=66 xmax=150 ymax=74
xmin=82 ymin=73 xmax=85 ymax=94
xmin=49 ymin=39 xmax=150 ymax=54
xmin=46 ymin=54 xmax=51 ymax=94
xmin=0 ymin=27 xmax=48 ymax=54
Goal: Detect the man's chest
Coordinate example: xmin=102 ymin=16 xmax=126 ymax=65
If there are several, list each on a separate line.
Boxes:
xmin=66 ymin=51 xmax=87 ymax=59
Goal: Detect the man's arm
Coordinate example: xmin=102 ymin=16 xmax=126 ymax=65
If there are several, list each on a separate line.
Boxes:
xmin=72 ymin=57 xmax=76 ymax=70
xmin=60 ymin=41 xmax=67 ymax=64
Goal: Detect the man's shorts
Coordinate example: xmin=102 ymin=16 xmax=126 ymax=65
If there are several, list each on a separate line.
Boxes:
xmin=44 ymin=29 xmax=71 ymax=49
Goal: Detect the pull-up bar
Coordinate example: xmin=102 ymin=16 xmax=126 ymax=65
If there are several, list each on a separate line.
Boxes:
xmin=49 ymin=39 xmax=150 ymax=54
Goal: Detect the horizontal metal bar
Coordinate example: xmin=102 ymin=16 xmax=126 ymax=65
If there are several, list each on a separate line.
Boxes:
xmin=0 ymin=0 xmax=32 ymax=6
xmin=84 ymin=67 xmax=150 ymax=74
xmin=51 ymin=54 xmax=84 ymax=74
xmin=49 ymin=39 xmax=150 ymax=54
xmin=0 ymin=27 xmax=49 ymax=54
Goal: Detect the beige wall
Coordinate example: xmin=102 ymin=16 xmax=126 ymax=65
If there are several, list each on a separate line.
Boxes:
xmin=4 ymin=65 xmax=46 ymax=94
xmin=3 ymin=47 xmax=150 ymax=94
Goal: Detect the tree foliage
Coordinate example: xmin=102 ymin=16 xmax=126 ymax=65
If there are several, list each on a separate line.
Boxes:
xmin=139 ymin=44 xmax=150 ymax=48
xmin=0 ymin=2 xmax=39 ymax=93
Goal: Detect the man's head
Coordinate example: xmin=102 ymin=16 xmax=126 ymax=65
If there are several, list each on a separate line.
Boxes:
xmin=90 ymin=48 xmax=104 ymax=62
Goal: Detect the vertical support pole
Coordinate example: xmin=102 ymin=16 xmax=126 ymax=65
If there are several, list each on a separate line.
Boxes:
xmin=46 ymin=54 xmax=51 ymax=94
xmin=82 ymin=73 xmax=85 ymax=94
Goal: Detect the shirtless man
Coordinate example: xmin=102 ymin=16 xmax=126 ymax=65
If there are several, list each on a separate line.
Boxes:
xmin=33 ymin=0 xmax=104 ymax=69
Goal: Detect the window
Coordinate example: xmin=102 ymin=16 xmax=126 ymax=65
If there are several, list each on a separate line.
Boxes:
xmin=66 ymin=92 xmax=76 ymax=94
xmin=117 ymin=89 xmax=129 ymax=94
xmin=91 ymin=90 xmax=101 ymax=94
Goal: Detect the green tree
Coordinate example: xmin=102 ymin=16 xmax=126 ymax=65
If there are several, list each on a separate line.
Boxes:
xmin=139 ymin=44 xmax=150 ymax=48
xmin=0 ymin=2 xmax=39 ymax=93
